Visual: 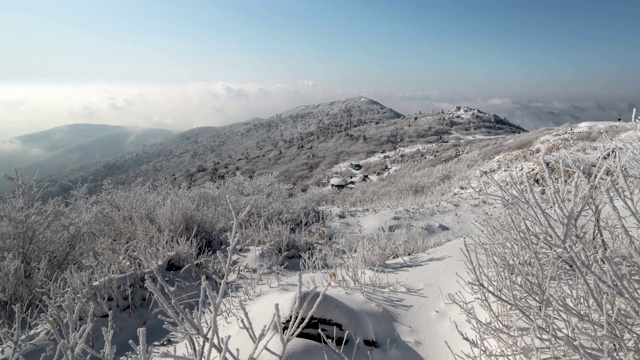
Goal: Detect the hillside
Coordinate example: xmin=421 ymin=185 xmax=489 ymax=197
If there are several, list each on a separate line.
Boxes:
xmin=3 ymin=118 xmax=637 ymax=359
xmin=0 ymin=124 xmax=173 ymax=193
xmin=40 ymin=97 xmax=525 ymax=197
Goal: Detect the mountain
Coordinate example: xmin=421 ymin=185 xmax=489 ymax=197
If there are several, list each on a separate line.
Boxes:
xmin=420 ymin=105 xmax=526 ymax=136
xmin=38 ymin=97 xmax=526 ymax=198
xmin=0 ymin=124 xmax=174 ymax=193
xmin=243 ymin=117 xmax=265 ymax=124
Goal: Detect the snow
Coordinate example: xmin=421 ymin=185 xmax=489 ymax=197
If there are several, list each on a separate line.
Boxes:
xmin=387 ymin=239 xmax=471 ymax=358
xmin=138 ymin=138 xmax=509 ymax=359
xmin=450 ymin=130 xmax=507 ymax=141
xmin=331 ymin=144 xmax=435 ymax=176
xmin=220 ymin=289 xmax=390 ymax=359
xmin=233 ymin=198 xmax=485 ymax=359
xmin=326 ymin=207 xmax=451 ymax=238
xmin=447 ymin=105 xmax=487 ymax=118
xmin=218 ymin=241 xmax=475 ymax=359
xmin=137 ymin=189 xmax=486 ymax=359
xmin=329 ymin=177 xmax=349 ymax=186
xmin=11 ymin=120 xmax=636 ymax=359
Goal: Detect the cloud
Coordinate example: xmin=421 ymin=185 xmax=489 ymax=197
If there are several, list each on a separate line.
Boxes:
xmin=470 ymin=98 xmax=636 ymax=130
xmin=0 ymin=139 xmax=46 ymax=173
xmin=363 ymin=91 xmax=636 ymax=130
xmin=486 ymin=97 xmax=513 ymax=106
xmin=0 ymin=139 xmax=28 ymax=153
xmin=0 ymin=82 xmax=328 ymax=139
xmin=0 ymin=82 xmax=635 ymax=139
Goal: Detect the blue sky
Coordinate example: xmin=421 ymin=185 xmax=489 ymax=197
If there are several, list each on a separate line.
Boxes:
xmin=1 ymin=0 xmax=639 ymax=137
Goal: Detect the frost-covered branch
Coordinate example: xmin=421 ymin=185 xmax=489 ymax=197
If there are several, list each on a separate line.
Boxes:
xmin=451 ymin=123 xmax=640 ymax=358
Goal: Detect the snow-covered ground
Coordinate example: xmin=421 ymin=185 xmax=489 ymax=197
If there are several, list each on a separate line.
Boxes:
xmin=7 ymin=121 xmax=637 ymax=360
xmin=143 ymin=182 xmax=493 ymax=359
xmin=331 ymin=143 xmax=435 ymax=175
xmin=151 ymin=121 xmax=635 ymax=359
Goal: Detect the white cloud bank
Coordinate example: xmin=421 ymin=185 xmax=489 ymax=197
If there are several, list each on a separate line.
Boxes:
xmin=369 ymin=91 xmax=636 ymax=131
xmin=0 ymin=82 xmax=339 ymax=139
xmin=0 ymin=82 xmax=636 ymax=139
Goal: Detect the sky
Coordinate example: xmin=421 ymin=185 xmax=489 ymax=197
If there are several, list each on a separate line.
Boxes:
xmin=1 ymin=0 xmax=639 ymax=139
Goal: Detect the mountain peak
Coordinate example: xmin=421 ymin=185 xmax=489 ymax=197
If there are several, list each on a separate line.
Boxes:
xmin=418 ymin=105 xmax=526 ymax=135
xmin=277 ymin=97 xmax=402 ymax=120
xmin=35 ymin=96 xmax=527 ymax=198
xmin=446 ymin=105 xmax=488 ymax=117
xmin=345 ymin=96 xmax=381 ymax=104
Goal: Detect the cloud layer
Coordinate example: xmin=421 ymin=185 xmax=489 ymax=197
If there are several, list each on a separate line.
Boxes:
xmin=0 ymin=82 xmax=636 ymax=139
xmin=0 ymin=82 xmax=317 ymax=139
xmin=366 ymin=91 xmax=636 ymax=130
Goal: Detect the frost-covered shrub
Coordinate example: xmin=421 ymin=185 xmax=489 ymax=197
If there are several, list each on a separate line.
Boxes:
xmin=84 ymin=173 xmax=324 ymax=270
xmin=0 ymin=173 xmax=97 ymax=318
xmin=329 ymin=153 xmax=479 ymax=211
xmin=0 ymin=171 xmax=327 ymax=342
xmin=451 ymin=120 xmax=640 ymax=358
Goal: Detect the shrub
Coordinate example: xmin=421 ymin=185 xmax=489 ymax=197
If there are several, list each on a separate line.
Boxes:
xmin=0 ymin=173 xmax=97 ymax=318
xmin=450 ymin=122 xmax=640 ymax=358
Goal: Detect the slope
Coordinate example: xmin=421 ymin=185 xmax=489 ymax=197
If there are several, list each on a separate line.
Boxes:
xmin=40 ymin=97 xmax=525 ymax=198
xmin=0 ymin=124 xmax=173 ymax=193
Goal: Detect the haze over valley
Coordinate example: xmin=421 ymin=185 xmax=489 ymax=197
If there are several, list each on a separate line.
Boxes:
xmin=0 ymin=124 xmax=173 ymax=192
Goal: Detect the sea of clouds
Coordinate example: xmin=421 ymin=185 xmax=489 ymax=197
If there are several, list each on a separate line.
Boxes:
xmin=0 ymin=82 xmax=636 ymax=140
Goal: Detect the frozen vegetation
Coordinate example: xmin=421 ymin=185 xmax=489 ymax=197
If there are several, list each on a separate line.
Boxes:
xmin=1 ymin=98 xmax=639 ymax=359
xmin=37 ymin=98 xmax=524 ymax=199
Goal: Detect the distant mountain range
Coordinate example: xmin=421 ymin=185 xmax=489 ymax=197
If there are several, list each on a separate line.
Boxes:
xmin=31 ymin=97 xmax=525 ymax=199
xmin=0 ymin=124 xmax=174 ymax=193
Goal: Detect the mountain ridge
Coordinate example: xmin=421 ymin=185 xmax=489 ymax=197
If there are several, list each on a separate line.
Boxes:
xmin=0 ymin=124 xmax=174 ymax=192
xmin=37 ymin=97 xmax=526 ymax=198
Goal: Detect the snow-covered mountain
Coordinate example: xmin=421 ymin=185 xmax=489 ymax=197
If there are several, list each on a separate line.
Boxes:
xmin=38 ymin=97 xmax=525 ymax=198
xmin=0 ymin=124 xmax=173 ymax=193
xmin=2 ymin=108 xmax=638 ymax=359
